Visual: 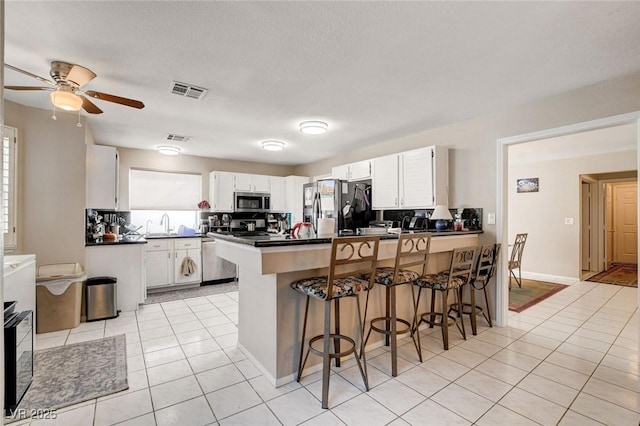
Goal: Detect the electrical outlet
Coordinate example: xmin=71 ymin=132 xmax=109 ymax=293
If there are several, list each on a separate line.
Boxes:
xmin=565 ymin=217 xmax=574 ymax=225
xmin=487 ymin=213 xmax=496 ymax=225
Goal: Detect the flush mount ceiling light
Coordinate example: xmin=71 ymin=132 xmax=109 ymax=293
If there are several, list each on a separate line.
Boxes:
xmin=50 ymin=90 xmax=83 ymax=111
xmin=299 ymin=120 xmax=328 ymax=135
xmin=157 ymin=145 xmax=181 ymax=156
xmin=261 ymin=140 xmax=285 ymax=151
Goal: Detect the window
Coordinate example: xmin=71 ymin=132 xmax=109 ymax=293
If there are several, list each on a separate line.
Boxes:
xmin=129 ymin=169 xmax=201 ymax=210
xmin=1 ymin=126 xmax=17 ymax=250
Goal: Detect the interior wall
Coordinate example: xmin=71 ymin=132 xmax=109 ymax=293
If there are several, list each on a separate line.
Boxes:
xmin=293 ymin=72 xmax=640 ymax=246
xmin=508 ymin=150 xmax=636 ymax=281
xmin=116 ymin=147 xmax=296 ymax=211
xmin=4 ymin=100 xmax=87 ymax=265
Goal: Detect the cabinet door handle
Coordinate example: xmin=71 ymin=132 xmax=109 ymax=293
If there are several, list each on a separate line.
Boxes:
xmin=394 ymin=197 xmax=398 ymax=206
xmin=401 ymin=197 xmax=404 ymax=206
xmin=184 ymin=244 xmax=191 ymax=247
xmin=168 ymin=252 xmax=170 ymax=259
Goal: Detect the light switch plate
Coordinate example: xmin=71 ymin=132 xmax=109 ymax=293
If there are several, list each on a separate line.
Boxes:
xmin=487 ymin=213 xmax=496 ymax=225
xmin=565 ymin=217 xmax=574 ymax=225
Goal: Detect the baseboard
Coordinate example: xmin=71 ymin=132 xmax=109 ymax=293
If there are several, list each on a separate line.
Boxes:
xmin=520 ymin=271 xmax=579 ymax=285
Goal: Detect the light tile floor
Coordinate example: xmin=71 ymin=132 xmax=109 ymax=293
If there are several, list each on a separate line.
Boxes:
xmin=18 ymin=281 xmax=640 ymax=425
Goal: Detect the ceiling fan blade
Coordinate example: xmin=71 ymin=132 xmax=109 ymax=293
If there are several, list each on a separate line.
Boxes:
xmin=4 ymin=86 xmax=54 ymax=91
xmin=67 ymin=64 xmax=96 ymax=87
xmin=84 ymin=90 xmax=145 ymax=109
xmin=4 ymin=64 xmax=56 ymax=87
xmin=80 ymin=95 xmax=103 ymax=114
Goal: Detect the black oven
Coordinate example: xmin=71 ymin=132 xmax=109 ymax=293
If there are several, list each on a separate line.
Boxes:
xmin=4 ymin=303 xmax=33 ymax=416
xmin=234 ymin=192 xmax=270 ymax=213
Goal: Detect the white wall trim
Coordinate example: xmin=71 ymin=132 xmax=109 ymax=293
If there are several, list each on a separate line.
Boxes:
xmin=520 ymin=271 xmax=579 ymax=286
xmin=496 ymin=112 xmax=640 ymax=328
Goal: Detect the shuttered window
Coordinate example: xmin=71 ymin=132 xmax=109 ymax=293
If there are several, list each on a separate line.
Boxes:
xmin=129 ymin=169 xmax=201 ymax=210
xmin=1 ymin=126 xmax=17 ymax=250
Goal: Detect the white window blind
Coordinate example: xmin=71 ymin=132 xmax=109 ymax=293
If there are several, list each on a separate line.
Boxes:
xmin=129 ymin=169 xmax=201 ymax=210
xmin=1 ymin=126 xmax=17 ymax=250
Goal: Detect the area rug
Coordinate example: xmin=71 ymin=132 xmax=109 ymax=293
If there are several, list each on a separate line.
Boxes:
xmin=586 ymin=263 xmax=638 ymax=287
xmin=5 ymin=335 xmax=128 ymax=423
xmin=145 ymin=281 xmax=238 ymax=304
xmin=509 ymin=278 xmax=568 ymax=313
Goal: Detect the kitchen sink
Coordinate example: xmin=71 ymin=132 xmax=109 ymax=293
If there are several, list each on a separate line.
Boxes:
xmin=144 ymin=233 xmax=178 ymax=238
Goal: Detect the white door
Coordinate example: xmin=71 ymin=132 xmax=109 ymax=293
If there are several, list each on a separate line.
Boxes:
xmin=349 ymin=160 xmax=371 ymax=181
xmin=146 ymin=250 xmax=172 ymax=288
xmin=253 ymin=175 xmax=271 ymax=192
xmin=371 ymin=154 xmax=399 ymax=209
xmin=581 ymin=181 xmax=591 ymax=271
xmin=175 ymin=248 xmax=202 ymax=284
xmin=401 ymin=147 xmax=434 ymax=208
xmin=210 ymin=172 xmax=235 ymax=212
xmin=234 ymin=173 xmax=253 ymax=191
xmin=613 ymin=182 xmax=638 ymax=264
xmin=331 ymin=164 xmax=350 ymax=180
xmin=270 ymin=177 xmax=286 ymax=212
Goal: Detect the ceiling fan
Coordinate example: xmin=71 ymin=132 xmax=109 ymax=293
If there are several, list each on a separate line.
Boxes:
xmin=3 ymin=61 xmax=145 ymax=114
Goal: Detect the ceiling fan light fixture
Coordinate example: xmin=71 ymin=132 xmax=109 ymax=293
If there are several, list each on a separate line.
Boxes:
xmin=299 ymin=120 xmax=328 ymax=135
xmin=261 ymin=140 xmax=285 ymax=151
xmin=157 ymin=145 xmax=181 ymax=156
xmin=50 ymin=90 xmax=83 ymax=111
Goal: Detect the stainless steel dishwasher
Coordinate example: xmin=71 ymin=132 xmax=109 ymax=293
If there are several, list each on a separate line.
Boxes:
xmin=202 ymin=238 xmax=237 ymax=283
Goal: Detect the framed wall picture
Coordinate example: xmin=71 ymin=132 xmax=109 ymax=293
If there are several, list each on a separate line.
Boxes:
xmin=517 ymin=177 xmax=539 ymax=193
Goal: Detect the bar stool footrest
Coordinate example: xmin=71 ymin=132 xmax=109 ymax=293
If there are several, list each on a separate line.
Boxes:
xmin=308 ymin=333 xmax=358 ymax=359
xmin=369 ymin=316 xmax=412 ymax=336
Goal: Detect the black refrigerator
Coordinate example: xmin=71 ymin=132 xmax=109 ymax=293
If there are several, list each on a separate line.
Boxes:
xmin=303 ymin=179 xmax=374 ymax=235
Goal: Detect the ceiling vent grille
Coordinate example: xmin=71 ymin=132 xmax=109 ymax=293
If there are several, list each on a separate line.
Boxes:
xmin=166 ymin=134 xmax=190 ymax=142
xmin=170 ymin=81 xmax=208 ymax=100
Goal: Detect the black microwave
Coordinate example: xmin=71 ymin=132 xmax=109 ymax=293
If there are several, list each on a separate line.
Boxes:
xmin=234 ymin=192 xmax=270 ymax=213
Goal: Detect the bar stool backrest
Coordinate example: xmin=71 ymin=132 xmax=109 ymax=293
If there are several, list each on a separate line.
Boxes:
xmin=509 ymin=233 xmax=527 ymax=267
xmin=326 ymin=236 xmax=381 ymax=299
xmin=448 ymin=246 xmax=478 ymax=288
xmin=393 ymin=232 xmax=432 ymax=280
xmin=474 ymin=243 xmax=501 ymax=288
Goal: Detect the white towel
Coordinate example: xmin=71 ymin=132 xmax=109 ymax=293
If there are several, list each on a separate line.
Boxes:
xmin=180 ymin=256 xmax=197 ymax=277
xmin=37 ymin=279 xmax=73 ymax=296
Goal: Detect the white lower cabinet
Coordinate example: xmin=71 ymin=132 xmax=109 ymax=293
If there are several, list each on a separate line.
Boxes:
xmin=145 ymin=238 xmax=201 ymax=290
xmin=174 ymin=239 xmax=202 ymax=285
xmin=145 ymin=239 xmax=172 ymax=289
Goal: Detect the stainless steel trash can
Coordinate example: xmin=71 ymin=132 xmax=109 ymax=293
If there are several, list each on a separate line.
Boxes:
xmin=85 ymin=277 xmax=119 ymax=321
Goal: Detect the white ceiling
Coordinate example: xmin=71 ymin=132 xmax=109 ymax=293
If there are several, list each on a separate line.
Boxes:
xmin=4 ymin=2 xmax=640 ymax=166
xmin=509 ymin=123 xmax=637 ymax=165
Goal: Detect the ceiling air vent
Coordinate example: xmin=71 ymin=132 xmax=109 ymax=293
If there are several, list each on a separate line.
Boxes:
xmin=166 ymin=134 xmax=190 ymax=142
xmin=170 ymin=81 xmax=208 ymax=100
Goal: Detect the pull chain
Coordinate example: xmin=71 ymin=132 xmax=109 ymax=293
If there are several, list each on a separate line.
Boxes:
xmin=77 ymin=109 xmax=82 ymax=128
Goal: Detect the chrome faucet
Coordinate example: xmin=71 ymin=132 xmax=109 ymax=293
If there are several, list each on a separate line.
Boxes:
xmin=145 ymin=220 xmax=153 ymax=235
xmin=160 ymin=213 xmax=170 ymax=234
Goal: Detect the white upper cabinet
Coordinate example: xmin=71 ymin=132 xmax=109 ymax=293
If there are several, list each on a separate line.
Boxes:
xmin=371 ymin=154 xmax=400 ymax=209
xmin=284 ymin=175 xmax=310 ymax=222
xmin=209 ymin=171 xmax=235 ymax=212
xmin=86 ymin=145 xmax=118 ymax=209
xmin=331 ymin=160 xmax=371 ymax=181
xmin=371 ymin=146 xmax=448 ymax=210
xmin=270 ymin=176 xmax=286 ymax=212
xmin=331 ymin=164 xmax=350 ymax=180
xmin=234 ymin=173 xmax=270 ymax=192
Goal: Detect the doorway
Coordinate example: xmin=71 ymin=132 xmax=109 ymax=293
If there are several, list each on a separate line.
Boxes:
xmin=608 ymin=181 xmax=638 ymax=266
xmin=496 ymin=112 xmax=640 ymax=327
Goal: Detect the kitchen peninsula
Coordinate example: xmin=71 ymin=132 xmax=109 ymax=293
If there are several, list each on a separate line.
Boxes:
xmin=214 ymin=231 xmax=481 ymax=386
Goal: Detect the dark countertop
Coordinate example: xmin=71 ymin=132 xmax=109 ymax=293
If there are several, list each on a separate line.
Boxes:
xmin=86 ymin=235 xmax=148 ymax=246
xmin=212 ymin=230 xmax=483 ymax=248
xmin=86 ymin=234 xmax=207 ymax=246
